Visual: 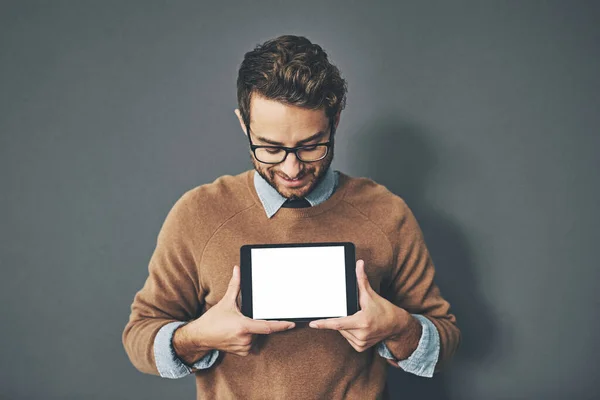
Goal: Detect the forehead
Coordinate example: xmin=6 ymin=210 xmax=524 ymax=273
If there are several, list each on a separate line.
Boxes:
xmin=249 ymin=94 xmax=328 ymax=137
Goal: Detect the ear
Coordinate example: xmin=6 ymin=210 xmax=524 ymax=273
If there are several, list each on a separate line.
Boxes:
xmin=234 ymin=109 xmax=247 ymax=136
xmin=334 ymin=111 xmax=341 ymax=131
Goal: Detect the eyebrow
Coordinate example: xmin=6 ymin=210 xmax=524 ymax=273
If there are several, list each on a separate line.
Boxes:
xmin=253 ymin=130 xmax=326 ymax=146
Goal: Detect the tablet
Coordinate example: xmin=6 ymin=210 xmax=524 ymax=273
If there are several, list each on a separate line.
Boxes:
xmin=239 ymin=242 xmax=359 ymax=322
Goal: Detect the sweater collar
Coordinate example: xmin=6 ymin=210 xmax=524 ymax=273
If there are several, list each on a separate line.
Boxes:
xmin=253 ymin=166 xmax=338 ymax=218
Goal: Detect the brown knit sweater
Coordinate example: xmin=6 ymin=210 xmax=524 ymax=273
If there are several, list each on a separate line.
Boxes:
xmin=122 ymin=169 xmax=460 ymax=399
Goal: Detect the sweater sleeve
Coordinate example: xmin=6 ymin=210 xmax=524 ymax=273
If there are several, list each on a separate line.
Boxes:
xmin=122 ymin=191 xmax=206 ymax=376
xmin=383 ymin=198 xmax=461 ymax=374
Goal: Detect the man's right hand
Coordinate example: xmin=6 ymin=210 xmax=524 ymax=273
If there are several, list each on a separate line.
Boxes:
xmin=173 ymin=265 xmax=295 ymax=363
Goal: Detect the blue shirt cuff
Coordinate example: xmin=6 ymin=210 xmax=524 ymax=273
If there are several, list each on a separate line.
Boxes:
xmin=153 ymin=321 xmax=220 ymax=379
xmin=376 ymin=314 xmax=440 ymax=378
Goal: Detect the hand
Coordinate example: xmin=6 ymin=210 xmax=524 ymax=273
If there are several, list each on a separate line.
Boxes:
xmin=178 ymin=265 xmax=295 ymax=357
xmin=309 ymin=260 xmax=414 ymax=353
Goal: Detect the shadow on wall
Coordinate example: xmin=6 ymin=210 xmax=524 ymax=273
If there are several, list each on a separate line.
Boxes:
xmin=352 ymin=115 xmax=505 ymax=400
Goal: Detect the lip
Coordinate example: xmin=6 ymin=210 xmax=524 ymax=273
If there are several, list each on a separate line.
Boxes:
xmin=277 ymin=173 xmax=309 ymax=188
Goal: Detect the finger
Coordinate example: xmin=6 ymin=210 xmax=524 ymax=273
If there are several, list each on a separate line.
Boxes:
xmin=228 ymin=343 xmax=253 ymax=354
xmin=356 ymin=260 xmax=373 ymax=307
xmin=244 ymin=319 xmax=295 ymax=334
xmin=338 ymin=329 xmax=360 ymax=348
xmin=309 ymin=315 xmax=361 ymax=330
xmin=356 ymin=259 xmax=372 ymax=294
xmin=224 ymin=265 xmax=241 ymax=305
xmin=337 ymin=327 xmax=363 ymax=343
xmin=339 ymin=330 xmax=369 ymax=353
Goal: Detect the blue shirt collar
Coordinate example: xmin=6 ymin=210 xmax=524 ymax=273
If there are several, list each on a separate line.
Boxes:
xmin=253 ymin=166 xmax=338 ymax=218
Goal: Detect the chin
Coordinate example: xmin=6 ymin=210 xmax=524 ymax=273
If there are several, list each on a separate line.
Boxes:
xmin=273 ymin=177 xmax=316 ymax=199
xmin=251 ymin=153 xmax=333 ymax=199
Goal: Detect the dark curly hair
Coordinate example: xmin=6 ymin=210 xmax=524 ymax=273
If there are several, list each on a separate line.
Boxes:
xmin=236 ymin=35 xmax=348 ymax=135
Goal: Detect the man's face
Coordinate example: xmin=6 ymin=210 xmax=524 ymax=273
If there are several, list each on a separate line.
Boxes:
xmin=235 ymin=94 xmax=338 ymax=200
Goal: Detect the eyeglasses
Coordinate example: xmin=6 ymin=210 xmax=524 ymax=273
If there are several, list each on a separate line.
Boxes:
xmin=245 ymin=118 xmax=335 ymax=164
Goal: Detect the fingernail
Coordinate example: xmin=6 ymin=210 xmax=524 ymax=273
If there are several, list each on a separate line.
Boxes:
xmin=309 ymin=322 xmax=317 ymax=328
xmin=288 ymin=324 xmax=294 ymax=330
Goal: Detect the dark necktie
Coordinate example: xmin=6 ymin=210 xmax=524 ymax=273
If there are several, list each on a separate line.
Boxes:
xmin=281 ymin=197 xmax=311 ymax=208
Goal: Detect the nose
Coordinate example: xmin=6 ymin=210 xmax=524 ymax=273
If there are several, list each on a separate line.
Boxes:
xmin=279 ymin=151 xmax=302 ymax=178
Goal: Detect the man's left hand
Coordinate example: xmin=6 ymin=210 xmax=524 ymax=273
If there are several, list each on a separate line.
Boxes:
xmin=309 ymin=259 xmax=419 ymax=354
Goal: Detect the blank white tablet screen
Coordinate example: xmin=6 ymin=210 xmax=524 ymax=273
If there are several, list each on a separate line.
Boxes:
xmin=251 ymin=246 xmax=347 ymax=319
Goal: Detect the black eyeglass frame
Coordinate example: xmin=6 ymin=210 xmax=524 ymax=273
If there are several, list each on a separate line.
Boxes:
xmin=245 ymin=117 xmax=336 ymax=165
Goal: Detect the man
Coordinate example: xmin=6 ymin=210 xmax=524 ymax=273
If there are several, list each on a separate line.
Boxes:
xmin=122 ymin=34 xmax=460 ymax=399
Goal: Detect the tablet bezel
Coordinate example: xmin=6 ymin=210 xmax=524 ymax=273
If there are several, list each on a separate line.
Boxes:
xmin=240 ymin=242 xmax=359 ymax=322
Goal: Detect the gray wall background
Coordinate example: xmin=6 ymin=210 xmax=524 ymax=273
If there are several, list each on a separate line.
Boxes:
xmin=2 ymin=1 xmax=599 ymax=399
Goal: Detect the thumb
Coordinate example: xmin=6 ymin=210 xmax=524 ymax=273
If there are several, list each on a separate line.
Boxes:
xmin=356 ymin=260 xmax=372 ymax=300
xmin=224 ymin=265 xmax=241 ymax=306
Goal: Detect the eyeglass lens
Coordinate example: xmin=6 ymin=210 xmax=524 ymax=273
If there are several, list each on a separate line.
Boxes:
xmin=255 ymin=145 xmax=328 ymax=163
